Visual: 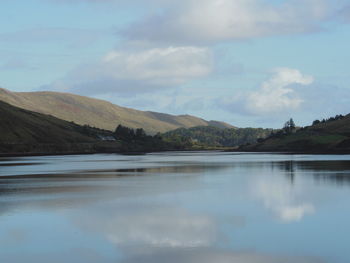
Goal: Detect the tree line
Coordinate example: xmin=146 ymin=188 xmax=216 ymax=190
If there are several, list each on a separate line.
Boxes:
xmin=312 ymin=115 xmax=345 ymax=126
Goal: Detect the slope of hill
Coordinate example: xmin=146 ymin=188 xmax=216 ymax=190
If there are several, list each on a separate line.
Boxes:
xmin=0 ymin=88 xmax=233 ymax=134
xmin=0 ymin=100 xmax=105 ymax=144
xmin=0 ymin=100 xmax=119 ymax=154
xmin=163 ymin=126 xmax=272 ymax=147
xmin=0 ymin=100 xmax=187 ymax=155
xmin=240 ymin=115 xmax=350 ymax=153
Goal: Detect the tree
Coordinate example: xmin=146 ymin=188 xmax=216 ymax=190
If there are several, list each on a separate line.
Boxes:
xmin=289 ymin=118 xmax=295 ymax=129
xmin=283 ymin=118 xmax=296 ymax=134
xmin=135 ymin=128 xmax=146 ymax=138
xmin=115 ymin=124 xmax=135 ymax=140
xmin=153 ymin=132 xmax=162 ymax=140
xmin=312 ymin=120 xmax=321 ymax=126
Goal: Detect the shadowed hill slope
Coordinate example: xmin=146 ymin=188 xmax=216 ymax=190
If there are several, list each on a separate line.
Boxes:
xmin=0 ymin=88 xmax=234 ymax=134
xmin=0 ymin=101 xmax=185 ymax=155
xmin=0 ymin=100 xmax=107 ymax=144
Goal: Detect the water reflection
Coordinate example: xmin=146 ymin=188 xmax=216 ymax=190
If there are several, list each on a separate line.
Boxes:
xmin=1 ymin=152 xmax=350 ymax=263
xmin=276 ymin=160 xmax=350 ymax=186
xmin=73 ymin=205 xmax=218 ymax=248
xmin=253 ymin=174 xmax=315 ymax=222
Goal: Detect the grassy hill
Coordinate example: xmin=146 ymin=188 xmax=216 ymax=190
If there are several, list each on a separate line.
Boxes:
xmin=0 ymin=100 xmax=195 ymax=155
xmin=163 ymin=126 xmax=272 ymax=148
xmin=0 ymin=100 xmax=107 ymax=144
xmin=0 ymin=100 xmax=119 ymax=154
xmin=240 ymin=115 xmax=350 ymax=153
xmin=0 ymin=88 xmax=233 ymax=134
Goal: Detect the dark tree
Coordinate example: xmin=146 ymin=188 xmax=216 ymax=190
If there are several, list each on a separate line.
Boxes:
xmin=289 ymin=118 xmax=295 ymax=129
xmin=135 ymin=128 xmax=146 ymax=138
xmin=115 ymin=124 xmax=135 ymax=140
xmin=153 ymin=132 xmax=162 ymax=140
xmin=283 ymin=118 xmax=296 ymax=134
xmin=312 ymin=120 xmax=321 ymax=126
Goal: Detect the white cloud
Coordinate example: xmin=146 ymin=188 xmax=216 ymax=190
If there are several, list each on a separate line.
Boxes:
xmin=48 ymin=46 xmax=212 ymax=95
xmin=102 ymin=47 xmax=212 ymax=86
xmin=246 ymin=68 xmax=314 ymax=115
xmin=122 ymin=0 xmax=333 ymax=44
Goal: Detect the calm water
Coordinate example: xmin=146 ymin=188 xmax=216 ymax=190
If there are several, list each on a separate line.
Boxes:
xmin=1 ymin=152 xmax=350 ymax=263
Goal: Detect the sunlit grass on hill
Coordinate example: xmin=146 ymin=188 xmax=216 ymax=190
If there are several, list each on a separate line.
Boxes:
xmin=0 ymin=88 xmax=233 ymax=134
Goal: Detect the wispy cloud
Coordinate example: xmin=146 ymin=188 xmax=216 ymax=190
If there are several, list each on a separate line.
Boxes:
xmin=46 ymin=46 xmax=213 ymax=95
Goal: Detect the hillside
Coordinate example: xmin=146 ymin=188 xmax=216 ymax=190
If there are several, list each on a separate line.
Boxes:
xmin=0 ymin=100 xmax=197 ymax=155
xmin=0 ymin=100 xmax=107 ymax=144
xmin=0 ymin=100 xmax=119 ymax=154
xmin=163 ymin=126 xmax=272 ymax=148
xmin=240 ymin=115 xmax=350 ymax=153
xmin=0 ymin=88 xmax=233 ymax=134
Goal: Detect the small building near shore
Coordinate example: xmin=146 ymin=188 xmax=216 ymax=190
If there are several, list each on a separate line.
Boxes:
xmin=97 ymin=135 xmax=117 ymax=141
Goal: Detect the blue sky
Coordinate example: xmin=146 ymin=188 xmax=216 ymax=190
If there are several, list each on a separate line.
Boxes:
xmin=1 ymin=0 xmax=350 ymax=128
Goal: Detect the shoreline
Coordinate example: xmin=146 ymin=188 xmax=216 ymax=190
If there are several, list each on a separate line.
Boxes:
xmin=2 ymin=148 xmax=350 ymax=158
xmin=228 ymin=149 xmax=350 ymax=155
xmin=0 ymin=148 xmax=226 ymax=158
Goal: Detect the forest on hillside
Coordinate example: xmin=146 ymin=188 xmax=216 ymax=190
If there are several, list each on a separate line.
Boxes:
xmin=162 ymin=126 xmax=273 ymax=147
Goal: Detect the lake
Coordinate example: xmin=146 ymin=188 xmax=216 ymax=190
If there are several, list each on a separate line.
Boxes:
xmin=1 ymin=152 xmax=350 ymax=263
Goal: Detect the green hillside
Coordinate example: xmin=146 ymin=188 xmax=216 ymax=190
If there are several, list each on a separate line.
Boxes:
xmin=241 ymin=115 xmax=350 ymax=153
xmin=163 ymin=126 xmax=272 ymax=148
xmin=0 ymin=88 xmax=233 ymax=134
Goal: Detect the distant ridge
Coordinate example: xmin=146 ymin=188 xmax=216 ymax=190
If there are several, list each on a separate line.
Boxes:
xmin=0 ymin=88 xmax=234 ymax=134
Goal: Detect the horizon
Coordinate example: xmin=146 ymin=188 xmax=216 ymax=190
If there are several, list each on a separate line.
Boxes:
xmin=1 ymin=0 xmax=350 ymax=128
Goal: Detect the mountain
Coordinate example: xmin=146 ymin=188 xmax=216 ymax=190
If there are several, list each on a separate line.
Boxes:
xmin=240 ymin=115 xmax=350 ymax=153
xmin=0 ymin=99 xmax=115 ymax=154
xmin=163 ymin=126 xmax=272 ymax=148
xmin=0 ymin=100 xmax=104 ymax=144
xmin=0 ymin=100 xmax=184 ymax=155
xmin=0 ymin=88 xmax=234 ymax=134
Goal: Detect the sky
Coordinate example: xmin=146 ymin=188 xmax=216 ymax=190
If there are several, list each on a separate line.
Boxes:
xmin=1 ymin=0 xmax=350 ymax=128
